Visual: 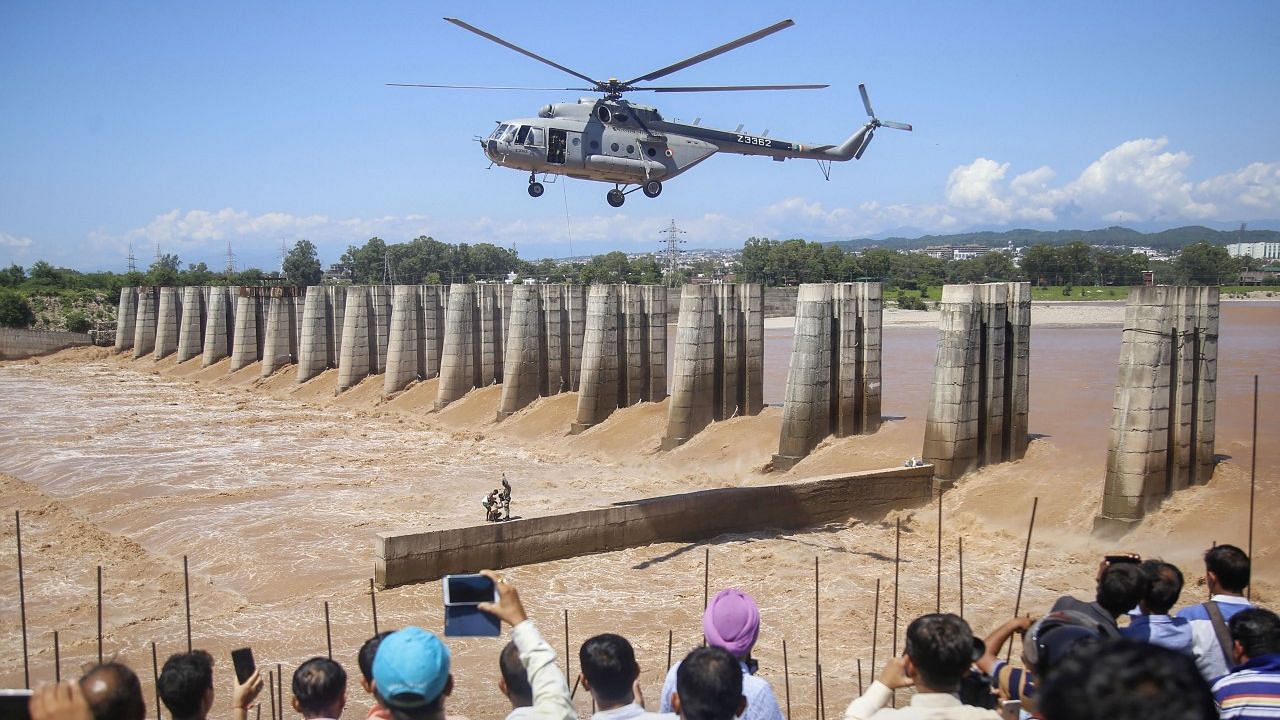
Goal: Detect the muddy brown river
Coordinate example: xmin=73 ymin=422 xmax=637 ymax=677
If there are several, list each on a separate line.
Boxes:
xmin=1 ymin=301 xmax=1276 ymax=719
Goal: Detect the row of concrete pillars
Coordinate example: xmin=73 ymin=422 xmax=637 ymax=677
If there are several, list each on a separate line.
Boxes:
xmin=110 ymin=282 xmax=1218 ymax=509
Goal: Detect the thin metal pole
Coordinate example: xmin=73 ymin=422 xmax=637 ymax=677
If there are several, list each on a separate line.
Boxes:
xmin=54 ymin=631 xmax=61 ymax=683
xmin=703 ymin=547 xmax=710 ymax=609
xmin=958 ymin=537 xmax=965 ymax=619
xmin=97 ymin=565 xmax=104 ymax=664
xmin=782 ymin=638 xmax=791 ymax=720
xmin=370 ymin=578 xmax=379 ymax=635
xmin=276 ymin=663 xmax=282 ymax=720
xmin=1248 ymin=374 xmax=1257 ymax=601
xmin=17 ymin=511 xmax=29 ymax=688
xmin=871 ymin=579 xmax=880 ymax=674
xmin=856 ymin=658 xmax=863 ymax=696
xmin=564 ymin=609 xmax=571 ymax=680
xmin=936 ymin=490 xmax=943 ymax=613
xmin=892 ymin=519 xmax=901 ymax=654
xmin=892 ymin=519 xmax=901 ymax=708
xmin=267 ymin=670 xmax=276 ymax=720
xmin=1007 ymin=497 xmax=1039 ymax=662
xmin=814 ymin=554 xmax=820 ymax=720
xmin=324 ymin=601 xmax=333 ymax=658
xmin=152 ymin=641 xmax=162 ymax=720
xmin=817 ymin=662 xmax=825 ymax=720
xmin=183 ymin=555 xmax=192 ymax=652
xmin=666 ymin=629 xmax=673 ymax=672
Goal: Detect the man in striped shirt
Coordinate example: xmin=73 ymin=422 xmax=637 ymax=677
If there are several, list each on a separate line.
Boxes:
xmin=1213 ymin=607 xmax=1280 ymax=719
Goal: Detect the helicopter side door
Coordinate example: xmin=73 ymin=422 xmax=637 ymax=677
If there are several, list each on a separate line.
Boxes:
xmin=547 ymin=128 xmax=567 ymax=164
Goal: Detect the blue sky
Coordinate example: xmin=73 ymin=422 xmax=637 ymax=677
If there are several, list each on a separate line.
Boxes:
xmin=2 ymin=1 xmax=1278 ymax=271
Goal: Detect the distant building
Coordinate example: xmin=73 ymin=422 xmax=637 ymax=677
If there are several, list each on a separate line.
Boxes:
xmin=1226 ymin=242 xmax=1280 ymax=260
xmin=1240 ymin=264 xmax=1280 ymax=285
xmin=921 ymin=245 xmax=990 ymax=261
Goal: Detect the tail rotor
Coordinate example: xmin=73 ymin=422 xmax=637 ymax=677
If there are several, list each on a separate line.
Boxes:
xmin=854 ymin=83 xmax=911 ymax=159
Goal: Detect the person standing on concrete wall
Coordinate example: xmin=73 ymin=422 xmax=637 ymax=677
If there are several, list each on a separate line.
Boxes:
xmin=501 ymin=474 xmax=512 ymax=521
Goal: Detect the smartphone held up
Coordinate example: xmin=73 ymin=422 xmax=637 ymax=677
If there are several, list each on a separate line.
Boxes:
xmin=442 ymin=573 xmax=500 ymax=637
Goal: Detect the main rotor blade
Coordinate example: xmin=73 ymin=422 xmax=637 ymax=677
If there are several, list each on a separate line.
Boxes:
xmin=623 ymin=19 xmax=796 ymax=86
xmin=444 ymin=17 xmax=601 ymax=88
xmin=387 ymin=83 xmax=591 ymax=91
xmin=644 ymin=83 xmax=829 ymax=93
xmin=880 ymin=120 xmax=913 ymax=131
xmin=859 ymin=83 xmax=875 ymax=118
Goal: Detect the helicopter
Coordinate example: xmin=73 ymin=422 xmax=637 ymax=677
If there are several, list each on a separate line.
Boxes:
xmin=391 ymin=18 xmax=911 ymax=208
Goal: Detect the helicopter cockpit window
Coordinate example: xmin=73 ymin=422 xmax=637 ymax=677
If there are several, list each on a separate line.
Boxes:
xmin=515 ymin=125 xmax=530 ymax=144
xmin=489 ymin=124 xmax=508 ymax=140
xmin=500 ymin=125 xmax=518 ymax=143
xmin=527 ymin=128 xmax=545 ymax=147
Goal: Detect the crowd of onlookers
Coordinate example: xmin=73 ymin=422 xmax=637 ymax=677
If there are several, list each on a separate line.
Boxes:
xmin=19 ymin=545 xmax=1278 ymax=720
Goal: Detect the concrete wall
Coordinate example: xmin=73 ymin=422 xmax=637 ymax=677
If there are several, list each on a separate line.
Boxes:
xmin=260 ymin=289 xmax=300 ymax=377
xmin=0 ymin=328 xmax=93 ymax=360
xmin=376 ymin=464 xmax=935 ymax=588
xmin=153 ymin=286 xmax=182 ymax=360
xmin=131 ymin=288 xmax=160 ymax=359
xmin=662 ymin=284 xmax=763 ymax=449
xmin=175 ymin=286 xmax=207 ymax=364
xmin=571 ymin=284 xmax=667 ymax=433
xmin=921 ymin=282 xmax=1031 ymax=482
xmin=1095 ymin=286 xmax=1219 ymax=534
xmin=114 ymin=287 xmax=137 ymax=352
xmin=201 ymin=286 xmax=238 ymax=367
xmin=772 ymin=282 xmax=883 ymax=470
xmin=298 ymin=285 xmax=346 ymax=383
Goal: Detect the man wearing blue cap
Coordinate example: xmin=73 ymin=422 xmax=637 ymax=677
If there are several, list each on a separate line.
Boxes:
xmin=371 ymin=570 xmax=574 ymax=720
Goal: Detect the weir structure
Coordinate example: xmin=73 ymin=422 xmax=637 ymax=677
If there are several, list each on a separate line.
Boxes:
xmin=435 ymin=284 xmax=514 ymax=409
xmin=176 ymin=286 xmax=208 ymax=364
xmin=113 ymin=287 xmax=138 ymax=353
xmin=297 ymin=286 xmax=346 ymax=383
xmin=201 ymin=286 xmax=239 ymax=367
xmin=337 ymin=285 xmax=394 ymax=392
xmin=130 ymin=287 xmax=159 ymax=359
xmin=384 ymin=285 xmax=448 ymax=396
xmin=570 ymin=284 xmax=667 ymax=433
xmin=153 ymin=286 xmax=182 ymax=360
xmin=771 ymin=282 xmax=883 ymax=470
xmin=662 ymin=283 xmax=763 ymax=450
xmin=376 ymin=464 xmax=934 ymax=588
xmin=260 ymin=287 xmax=301 ymax=377
xmin=1094 ymin=286 xmax=1219 ymax=535
xmin=496 ymin=284 xmax=589 ymax=419
xmin=921 ymin=282 xmax=1031 ymax=483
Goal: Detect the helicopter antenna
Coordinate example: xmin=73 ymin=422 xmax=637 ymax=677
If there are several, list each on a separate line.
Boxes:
xmin=659 ymin=219 xmax=687 ymax=287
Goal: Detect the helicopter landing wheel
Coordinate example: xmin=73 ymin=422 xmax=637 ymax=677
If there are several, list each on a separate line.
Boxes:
xmin=642 ymin=180 xmax=662 ymax=198
xmin=606 ymin=189 xmax=625 ymax=207
xmin=528 ymin=182 xmax=545 ymax=198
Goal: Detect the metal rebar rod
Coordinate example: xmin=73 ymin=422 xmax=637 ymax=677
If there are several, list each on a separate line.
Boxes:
xmin=370 ymin=578 xmax=379 ymax=635
xmin=1007 ymin=497 xmax=1039 ymax=662
xmin=276 ymin=663 xmax=282 ymax=720
xmin=17 ymin=511 xmax=29 ymax=688
xmin=892 ymin=518 xmax=901 ymax=708
xmin=704 ymin=547 xmax=710 ymax=610
xmin=268 ymin=670 xmax=276 ymax=720
xmin=667 ymin=629 xmax=673 ymax=672
xmin=97 ymin=565 xmax=104 ymax=664
xmin=1248 ymin=374 xmax=1258 ymax=600
xmin=782 ymin=638 xmax=791 ymax=720
xmin=325 ymin=601 xmax=333 ymax=658
xmin=857 ymin=658 xmax=863 ymax=696
xmin=936 ymin=490 xmax=943 ymax=613
xmin=871 ymin=579 xmax=880 ymax=674
xmin=152 ymin=641 xmax=161 ymax=720
xmin=564 ymin=609 xmax=571 ymax=680
xmin=958 ymin=537 xmax=965 ymax=619
xmin=814 ymin=554 xmax=820 ymax=720
xmin=54 ymin=631 xmax=61 ymax=683
xmin=183 ymin=555 xmax=192 ymax=652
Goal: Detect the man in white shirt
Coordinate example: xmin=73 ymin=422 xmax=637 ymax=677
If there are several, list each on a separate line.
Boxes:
xmin=580 ymin=633 xmax=675 ymax=720
xmin=1176 ymin=544 xmax=1254 ymax=682
xmin=842 ymin=614 xmax=1000 ymax=719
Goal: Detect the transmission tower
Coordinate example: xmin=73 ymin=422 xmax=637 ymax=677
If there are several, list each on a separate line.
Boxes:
xmin=225 ymin=241 xmax=236 ymax=276
xmin=382 ymin=250 xmax=397 ymax=285
xmin=659 ymin=219 xmax=687 ymax=286
xmin=154 ymin=241 xmax=162 ymax=263
xmin=279 ymin=239 xmax=289 ymax=276
xmin=126 ymin=243 xmax=137 ymax=273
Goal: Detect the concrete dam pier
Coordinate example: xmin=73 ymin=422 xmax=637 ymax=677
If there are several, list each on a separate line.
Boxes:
xmin=1095 ymin=286 xmax=1219 ymax=535
xmin=570 ymin=284 xmax=667 ymax=433
xmin=922 ymin=282 xmax=1031 ymax=483
xmin=772 ymin=282 xmax=883 ymax=471
xmin=497 ymin=284 xmax=590 ymax=419
xmin=662 ymin=284 xmax=763 ymax=450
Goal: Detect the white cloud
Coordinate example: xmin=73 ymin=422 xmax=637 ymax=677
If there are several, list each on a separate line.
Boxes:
xmin=0 ymin=232 xmax=34 ymax=249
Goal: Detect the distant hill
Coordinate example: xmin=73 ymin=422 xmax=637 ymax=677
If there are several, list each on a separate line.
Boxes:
xmin=825 ymin=225 xmax=1280 ymax=252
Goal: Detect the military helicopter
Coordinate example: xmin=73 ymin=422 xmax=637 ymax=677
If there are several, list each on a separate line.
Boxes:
xmin=391 ymin=18 xmax=911 ymax=207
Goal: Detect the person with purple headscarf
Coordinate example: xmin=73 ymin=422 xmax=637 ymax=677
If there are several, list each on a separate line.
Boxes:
xmin=659 ymin=589 xmax=784 ymax=720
